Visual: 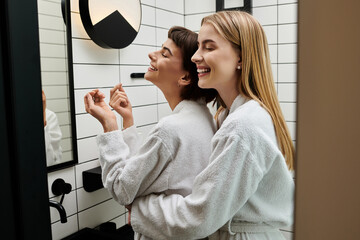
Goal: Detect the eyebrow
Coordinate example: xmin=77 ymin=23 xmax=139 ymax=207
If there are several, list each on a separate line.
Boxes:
xmin=198 ymin=39 xmax=216 ymax=45
xmin=161 ymin=45 xmax=173 ymax=56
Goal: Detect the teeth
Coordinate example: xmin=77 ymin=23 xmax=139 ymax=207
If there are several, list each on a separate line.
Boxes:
xmin=150 ymin=66 xmax=158 ymax=71
xmin=197 ymin=68 xmax=210 ymax=73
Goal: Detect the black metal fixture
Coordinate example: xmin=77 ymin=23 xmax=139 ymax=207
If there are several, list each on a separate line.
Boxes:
xmin=49 ymin=200 xmax=67 ymax=223
xmin=50 ymin=178 xmax=72 ymax=223
xmin=216 ymin=0 xmax=252 ymax=13
xmin=83 ymin=166 xmax=103 ymax=192
xmin=79 ymin=0 xmax=142 ymax=49
xmin=130 ymin=72 xmax=145 ymax=78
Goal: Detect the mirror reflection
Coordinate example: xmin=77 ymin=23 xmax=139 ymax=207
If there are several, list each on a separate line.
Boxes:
xmin=37 ymin=0 xmax=77 ymax=169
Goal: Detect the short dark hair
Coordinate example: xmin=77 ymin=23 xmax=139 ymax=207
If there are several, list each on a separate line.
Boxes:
xmin=168 ymin=26 xmax=217 ymax=103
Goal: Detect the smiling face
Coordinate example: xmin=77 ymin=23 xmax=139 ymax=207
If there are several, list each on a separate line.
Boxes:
xmin=191 ymin=23 xmax=241 ymax=94
xmin=144 ymin=38 xmax=187 ymax=93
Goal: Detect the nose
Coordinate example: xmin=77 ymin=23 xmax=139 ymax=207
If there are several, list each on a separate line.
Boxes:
xmin=191 ymin=49 xmax=202 ymax=63
xmin=148 ymin=51 xmax=156 ymax=60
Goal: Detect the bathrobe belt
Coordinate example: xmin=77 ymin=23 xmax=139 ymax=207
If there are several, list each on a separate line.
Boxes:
xmin=219 ymin=220 xmax=278 ymax=234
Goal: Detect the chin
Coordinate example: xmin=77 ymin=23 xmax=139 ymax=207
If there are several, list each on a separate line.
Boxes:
xmin=198 ymin=79 xmax=210 ymax=89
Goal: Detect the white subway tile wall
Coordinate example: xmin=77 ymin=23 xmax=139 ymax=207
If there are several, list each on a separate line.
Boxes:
xmin=46 ymin=0 xmax=297 ymax=239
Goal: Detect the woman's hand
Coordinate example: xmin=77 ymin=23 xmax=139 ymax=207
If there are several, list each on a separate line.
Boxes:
xmin=109 ymin=84 xmax=134 ymax=129
xmin=84 ymin=89 xmax=118 ymax=132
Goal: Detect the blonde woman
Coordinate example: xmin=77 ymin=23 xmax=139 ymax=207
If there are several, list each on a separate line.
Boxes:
xmin=128 ymin=11 xmax=295 ymax=240
xmin=84 ymin=26 xmax=217 ymax=240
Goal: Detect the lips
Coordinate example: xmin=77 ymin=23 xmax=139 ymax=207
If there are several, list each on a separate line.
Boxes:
xmin=148 ymin=64 xmax=158 ymax=71
xmin=197 ymin=66 xmax=210 ymax=77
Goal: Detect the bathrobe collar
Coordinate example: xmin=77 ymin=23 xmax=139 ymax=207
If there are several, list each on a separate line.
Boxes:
xmin=229 ymin=94 xmax=249 ymax=115
xmin=173 ymin=99 xmax=206 ymax=114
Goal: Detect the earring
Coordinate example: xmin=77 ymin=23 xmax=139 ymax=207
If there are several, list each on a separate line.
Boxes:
xmin=237 ymin=65 xmax=241 ymax=70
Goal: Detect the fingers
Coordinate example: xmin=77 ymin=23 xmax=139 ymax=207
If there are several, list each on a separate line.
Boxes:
xmin=84 ymin=93 xmax=94 ymax=113
xmin=110 ymin=83 xmax=125 ymax=98
xmin=109 ymin=92 xmax=129 ymax=109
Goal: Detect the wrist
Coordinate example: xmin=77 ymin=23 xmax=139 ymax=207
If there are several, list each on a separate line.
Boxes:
xmin=101 ymin=118 xmax=119 ymax=133
xmin=122 ymin=117 xmax=134 ymax=130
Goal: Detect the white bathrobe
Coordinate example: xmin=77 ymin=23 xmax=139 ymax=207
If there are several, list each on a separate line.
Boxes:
xmin=44 ymin=108 xmax=62 ymax=166
xmin=96 ymin=100 xmax=216 ymax=240
xmin=130 ymin=95 xmax=295 ymax=240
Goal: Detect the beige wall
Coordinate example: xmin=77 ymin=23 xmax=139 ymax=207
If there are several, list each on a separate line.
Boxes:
xmin=295 ymin=0 xmax=360 ymax=239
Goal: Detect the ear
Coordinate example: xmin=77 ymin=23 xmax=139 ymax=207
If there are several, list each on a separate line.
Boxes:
xmin=178 ymin=74 xmax=191 ymax=86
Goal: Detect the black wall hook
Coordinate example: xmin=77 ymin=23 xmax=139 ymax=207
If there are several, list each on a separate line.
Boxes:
xmin=130 ymin=72 xmax=145 ymax=78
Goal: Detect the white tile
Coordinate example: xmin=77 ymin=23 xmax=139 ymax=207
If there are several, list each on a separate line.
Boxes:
xmin=280 ymin=102 xmax=297 ymax=122
xmin=47 ymin=166 xmax=76 ymax=198
xmin=156 ymin=27 xmax=169 ymax=47
xmin=38 ymin=0 xmax=62 ymax=16
xmin=60 ymin=138 xmax=72 ymax=151
xmin=268 ymin=44 xmax=277 ymax=64
xmin=278 ymin=0 xmax=297 ymax=3
xmin=263 ymin=25 xmax=277 ymax=44
xmin=75 ymin=159 xmax=101 ymax=187
xmin=271 ymin=64 xmax=277 ymax=83
xmin=278 ymin=64 xmax=297 ymax=83
xmin=38 ymin=14 xmax=65 ymax=31
xmin=76 ymin=113 xmax=104 ymax=138
xmin=185 ymin=0 xmax=215 ymax=14
xmin=43 ymin=85 xmax=68 ymax=100
xmin=60 ymin=125 xmax=71 ymax=138
xmin=156 ymin=0 xmax=184 ymax=14
xmin=73 ymin=64 xmax=120 ymax=89
xmin=158 ymin=103 xmax=172 ymax=120
xmin=40 ymin=58 xmax=67 ymax=72
xmin=278 ymin=24 xmax=297 ymax=44
xmin=185 ymin=13 xmax=209 ymax=32
xmin=141 ymin=5 xmax=156 ymax=26
xmin=278 ymin=4 xmax=298 ymax=24
xmin=47 ymin=99 xmax=70 ymax=112
xmin=41 ymin=72 xmax=67 ymax=85
xmin=57 ymin=112 xmax=71 ymax=126
xmin=253 ymin=0 xmax=277 ymax=7
xmin=133 ymin=25 xmax=156 ymax=46
xmin=77 ymin=137 xmax=100 ymax=164
xmin=77 ymin=188 xmax=111 ymax=211
xmin=51 ymin=214 xmax=78 ymax=240
xmin=278 ymin=44 xmax=297 ymax=63
xmin=133 ymin=105 xmax=158 ymax=126
xmin=157 ymin=88 xmax=167 ymax=103
xmin=71 ymin=12 xmax=89 ymax=39
xmin=39 ymin=29 xmax=66 ymax=45
xmin=72 ymin=39 xmax=119 ymax=64
xmin=141 ymin=0 xmax=155 ymax=6
xmin=156 ymin=9 xmax=184 ymax=29
xmin=278 ymin=83 xmax=297 ymax=102
xmin=286 ymin=121 xmax=296 ymax=141
xmin=120 ymin=44 xmax=156 ymax=65
xmin=50 ymin=190 xmax=77 ymax=223
xmin=120 ymin=65 xmax=152 ymax=86
xmin=124 ymin=86 xmax=158 ymax=107
xmin=78 ymin=199 xmax=126 ymax=229
xmin=252 ymin=6 xmax=277 ymax=26
xmin=71 ymin=0 xmax=79 ymax=13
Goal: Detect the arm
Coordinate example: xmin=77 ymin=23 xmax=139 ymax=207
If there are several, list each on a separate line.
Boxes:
xmin=97 ymin=130 xmax=173 ymax=206
xmin=131 ymin=134 xmax=266 ymax=239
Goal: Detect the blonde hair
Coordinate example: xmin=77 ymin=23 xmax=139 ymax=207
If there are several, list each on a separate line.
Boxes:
xmin=203 ymin=11 xmax=295 ymax=170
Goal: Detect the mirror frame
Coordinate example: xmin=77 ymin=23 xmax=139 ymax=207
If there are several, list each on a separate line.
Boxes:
xmin=216 ymin=0 xmax=252 ymax=13
xmin=46 ymin=0 xmax=78 ymax=172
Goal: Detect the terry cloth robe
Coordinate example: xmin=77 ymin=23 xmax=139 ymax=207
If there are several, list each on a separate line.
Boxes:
xmin=97 ymin=100 xmax=216 ymax=240
xmin=44 ymin=108 xmax=62 ymax=166
xmin=130 ymin=95 xmax=295 ymax=240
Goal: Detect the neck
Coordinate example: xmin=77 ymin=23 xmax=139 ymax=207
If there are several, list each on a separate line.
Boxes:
xmin=217 ymin=87 xmax=240 ymax=109
xmin=162 ymin=91 xmax=183 ymax=111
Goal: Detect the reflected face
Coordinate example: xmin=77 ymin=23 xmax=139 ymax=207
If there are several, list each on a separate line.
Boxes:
xmin=145 ymin=38 xmax=186 ymax=91
xmin=191 ymin=23 xmax=240 ymax=93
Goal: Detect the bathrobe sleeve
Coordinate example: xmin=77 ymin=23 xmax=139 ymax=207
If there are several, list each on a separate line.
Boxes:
xmin=97 ymin=130 xmax=173 ymax=206
xmin=44 ymin=109 xmax=62 ymax=166
xmin=130 ymin=128 xmax=280 ymax=239
xmin=122 ymin=125 xmax=142 ymax=157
